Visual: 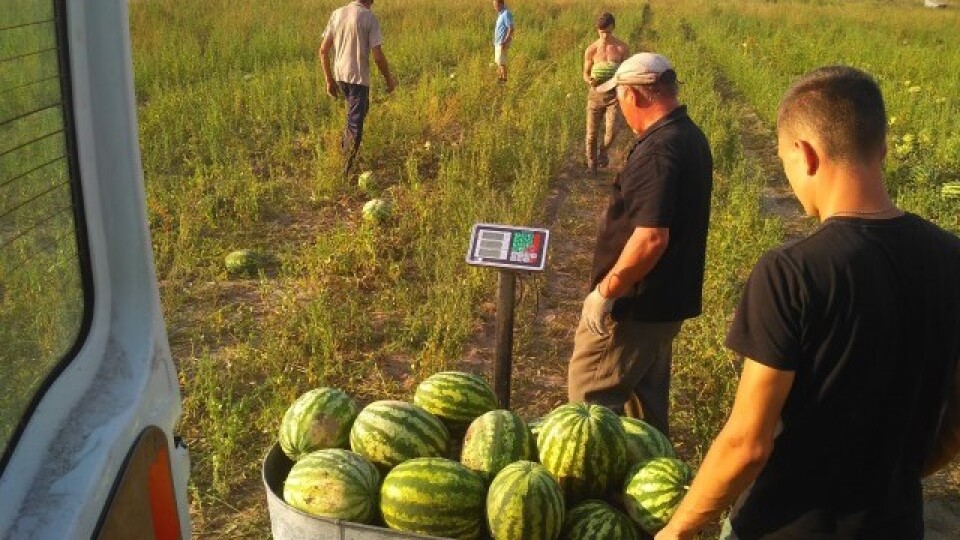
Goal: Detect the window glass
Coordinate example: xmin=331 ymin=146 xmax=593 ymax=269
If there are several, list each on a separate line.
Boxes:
xmin=0 ymin=0 xmax=87 ymax=460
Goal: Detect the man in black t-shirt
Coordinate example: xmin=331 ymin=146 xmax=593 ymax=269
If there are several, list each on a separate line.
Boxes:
xmin=567 ymin=53 xmax=713 ymax=437
xmin=657 ymin=67 xmax=960 ymax=540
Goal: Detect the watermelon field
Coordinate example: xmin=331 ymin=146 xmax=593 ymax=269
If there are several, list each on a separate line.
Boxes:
xmin=124 ymin=0 xmax=960 ymax=536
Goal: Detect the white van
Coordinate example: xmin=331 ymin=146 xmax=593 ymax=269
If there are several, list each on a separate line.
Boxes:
xmin=1 ymin=1 xmax=191 ymax=537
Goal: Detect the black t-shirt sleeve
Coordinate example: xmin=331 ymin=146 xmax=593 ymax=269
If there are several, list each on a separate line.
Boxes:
xmin=621 ymin=150 xmax=679 ymax=228
xmin=725 ymin=251 xmax=804 ymax=371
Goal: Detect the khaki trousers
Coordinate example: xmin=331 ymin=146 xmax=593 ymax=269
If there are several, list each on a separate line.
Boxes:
xmin=567 ymin=316 xmax=682 ymax=437
xmin=585 ymin=87 xmax=619 ymax=168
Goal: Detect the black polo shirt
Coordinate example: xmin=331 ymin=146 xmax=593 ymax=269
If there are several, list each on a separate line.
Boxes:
xmin=591 ymin=105 xmax=713 ymax=322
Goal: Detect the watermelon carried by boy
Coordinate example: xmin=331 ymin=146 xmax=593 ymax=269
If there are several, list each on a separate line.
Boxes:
xmin=279 ymin=387 xmax=358 ymax=461
xmin=591 ymin=62 xmax=619 ymax=85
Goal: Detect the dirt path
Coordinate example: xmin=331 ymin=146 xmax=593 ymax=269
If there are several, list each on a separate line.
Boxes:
xmin=460 ymin=126 xmax=634 ymax=419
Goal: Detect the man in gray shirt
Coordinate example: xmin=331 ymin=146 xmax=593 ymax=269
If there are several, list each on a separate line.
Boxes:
xmin=320 ymin=0 xmax=397 ymax=174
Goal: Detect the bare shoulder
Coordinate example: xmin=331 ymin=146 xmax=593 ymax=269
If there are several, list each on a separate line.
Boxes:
xmin=584 ymin=40 xmax=598 ymax=55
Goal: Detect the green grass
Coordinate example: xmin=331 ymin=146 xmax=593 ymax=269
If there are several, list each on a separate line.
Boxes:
xmin=668 ymin=0 xmax=960 ymax=234
xmin=128 ymin=0 xmax=650 ymax=532
xmin=3 ymin=0 xmax=957 ymax=535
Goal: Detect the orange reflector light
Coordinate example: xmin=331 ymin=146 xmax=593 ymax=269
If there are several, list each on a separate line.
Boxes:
xmin=147 ymin=442 xmax=182 ymax=539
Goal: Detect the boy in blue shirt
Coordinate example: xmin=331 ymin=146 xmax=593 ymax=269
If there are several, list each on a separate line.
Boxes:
xmin=493 ymin=0 xmax=514 ymax=83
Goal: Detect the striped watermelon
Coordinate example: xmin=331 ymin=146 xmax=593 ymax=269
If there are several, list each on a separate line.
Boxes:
xmin=591 ymin=62 xmax=619 ymax=84
xmin=487 ymin=461 xmax=565 ymax=540
xmin=380 ymin=457 xmax=486 ymax=539
xmin=621 ymin=417 xmax=675 ymax=467
xmin=562 ymin=500 xmax=639 ymax=540
xmin=282 ymin=449 xmax=380 ymax=524
xmin=349 ymin=400 xmax=450 ymax=471
xmin=537 ymin=403 xmax=628 ymax=503
xmin=623 ymin=457 xmax=693 ymax=534
xmin=279 ymin=387 xmax=358 ymax=461
xmin=461 ymin=410 xmax=535 ymax=482
xmin=414 ymin=371 xmax=498 ymax=433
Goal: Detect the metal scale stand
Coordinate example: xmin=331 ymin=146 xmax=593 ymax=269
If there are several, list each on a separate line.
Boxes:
xmin=465 ymin=223 xmax=551 ymax=408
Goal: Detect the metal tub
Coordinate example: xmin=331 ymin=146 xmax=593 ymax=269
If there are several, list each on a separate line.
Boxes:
xmin=262 ymin=443 xmax=448 ymax=539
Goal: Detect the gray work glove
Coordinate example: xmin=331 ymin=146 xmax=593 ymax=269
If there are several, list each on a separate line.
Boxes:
xmin=581 ymin=288 xmax=616 ymax=336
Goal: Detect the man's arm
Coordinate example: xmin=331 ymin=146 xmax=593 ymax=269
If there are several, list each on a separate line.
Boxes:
xmin=596 ymin=226 xmax=669 ymax=298
xmin=503 ymin=18 xmax=514 ymax=45
xmin=655 ymin=360 xmax=794 ymax=540
xmin=583 ymin=44 xmax=595 ymax=85
xmin=619 ymin=40 xmax=631 ymax=62
xmin=923 ymin=357 xmax=960 ymax=476
xmin=318 ymin=34 xmax=339 ymax=98
xmin=580 ymin=226 xmax=667 ymax=336
xmin=371 ymin=45 xmax=397 ymax=92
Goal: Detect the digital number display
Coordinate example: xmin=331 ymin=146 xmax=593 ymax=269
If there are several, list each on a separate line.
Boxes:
xmin=466 ymin=224 xmax=550 ymax=271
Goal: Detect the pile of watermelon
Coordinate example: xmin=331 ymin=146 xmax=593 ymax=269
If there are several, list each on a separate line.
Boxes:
xmin=275 ymin=371 xmax=694 ymax=539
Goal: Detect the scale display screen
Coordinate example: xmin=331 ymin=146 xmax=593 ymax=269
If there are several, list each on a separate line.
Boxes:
xmin=466 ymin=223 xmax=550 ymax=271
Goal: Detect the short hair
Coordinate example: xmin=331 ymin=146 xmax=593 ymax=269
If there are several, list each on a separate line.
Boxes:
xmin=596 ymin=12 xmax=615 ymax=30
xmin=777 ymin=66 xmax=887 ymax=163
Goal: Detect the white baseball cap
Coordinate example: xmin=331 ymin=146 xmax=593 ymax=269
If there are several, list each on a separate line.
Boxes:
xmin=595 ymin=52 xmax=674 ymax=93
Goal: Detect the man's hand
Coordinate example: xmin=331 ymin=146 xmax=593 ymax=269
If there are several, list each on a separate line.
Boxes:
xmin=581 ymin=288 xmax=615 ymax=336
xmin=654 ymin=525 xmax=695 ymax=540
xmin=325 ymin=80 xmax=340 ymax=99
xmin=385 ymin=73 xmax=397 ymax=93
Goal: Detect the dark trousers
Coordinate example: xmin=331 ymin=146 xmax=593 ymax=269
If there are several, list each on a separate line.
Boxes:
xmin=337 ymin=81 xmax=370 ymax=171
xmin=567 ymin=317 xmax=683 ymax=437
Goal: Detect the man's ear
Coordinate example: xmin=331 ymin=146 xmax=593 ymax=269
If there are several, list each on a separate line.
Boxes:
xmin=798 ymin=140 xmax=819 ymax=177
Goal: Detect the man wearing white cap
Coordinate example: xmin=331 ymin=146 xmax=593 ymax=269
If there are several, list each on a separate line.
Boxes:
xmin=567 ymin=53 xmax=713 ymax=438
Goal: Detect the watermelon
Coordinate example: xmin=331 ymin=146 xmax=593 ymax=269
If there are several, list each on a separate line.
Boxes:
xmin=461 ymin=409 xmax=535 ymax=482
xmin=623 ymin=457 xmax=693 ymax=534
xmin=349 ymin=400 xmax=450 ymax=471
xmin=621 ymin=417 xmax=676 ymax=467
xmin=279 ymin=387 xmax=358 ymax=461
xmin=941 ymin=182 xmax=960 ymax=199
xmin=591 ymin=62 xmax=619 ymax=85
xmin=537 ymin=403 xmax=628 ymax=503
xmin=282 ymin=448 xmax=380 ymax=524
xmin=562 ymin=500 xmax=639 ymax=540
xmin=414 ymin=371 xmax=498 ymax=433
xmin=362 ymin=198 xmax=391 ymax=223
xmin=224 ymin=249 xmax=271 ymax=276
xmin=487 ymin=461 xmax=565 ymax=540
xmin=380 ymin=457 xmax=486 ymax=539
xmin=357 ymin=170 xmax=378 ymax=195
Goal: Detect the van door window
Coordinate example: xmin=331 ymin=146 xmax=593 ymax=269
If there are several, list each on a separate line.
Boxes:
xmin=0 ymin=0 xmax=90 ymax=463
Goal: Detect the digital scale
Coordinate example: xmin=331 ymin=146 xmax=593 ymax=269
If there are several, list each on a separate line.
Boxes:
xmin=465 ymin=223 xmax=551 ymax=408
xmin=465 ymin=223 xmax=550 ymax=272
